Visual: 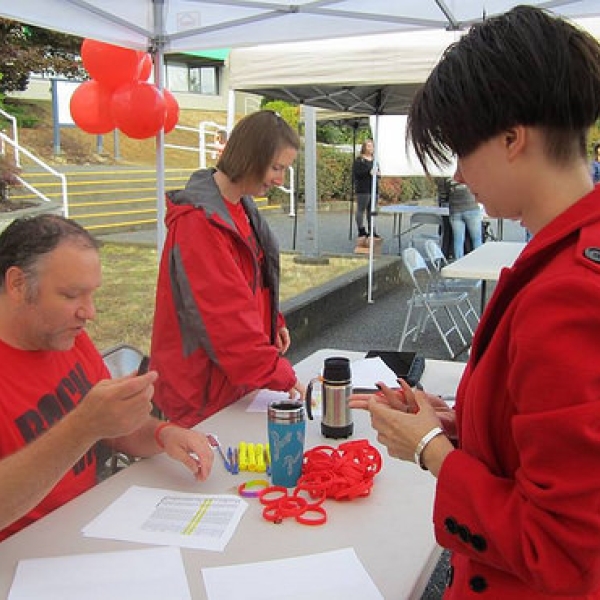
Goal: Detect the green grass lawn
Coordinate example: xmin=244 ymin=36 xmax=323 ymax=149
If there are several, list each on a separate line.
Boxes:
xmin=86 ymin=243 xmax=364 ymax=355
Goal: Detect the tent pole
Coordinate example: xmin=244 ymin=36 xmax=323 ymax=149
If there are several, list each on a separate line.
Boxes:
xmin=367 ymin=113 xmax=381 ymax=303
xmin=304 ymin=105 xmax=319 ymax=258
xmin=153 ymin=0 xmax=167 ymax=256
xmin=349 ymin=119 xmax=358 ymax=240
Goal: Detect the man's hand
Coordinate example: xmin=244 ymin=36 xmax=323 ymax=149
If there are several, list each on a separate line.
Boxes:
xmin=158 ymin=426 xmax=214 ymax=481
xmin=74 ymin=371 xmax=158 ymax=443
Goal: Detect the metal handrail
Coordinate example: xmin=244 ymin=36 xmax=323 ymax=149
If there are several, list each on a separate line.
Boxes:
xmin=164 ymin=120 xmax=294 ymax=211
xmin=164 ymin=120 xmax=225 ymax=169
xmin=0 ymin=107 xmax=20 ymax=166
xmin=0 ymin=131 xmax=68 ymax=217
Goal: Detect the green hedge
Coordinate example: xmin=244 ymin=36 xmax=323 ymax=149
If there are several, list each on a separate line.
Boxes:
xmin=268 ymin=144 xmax=436 ymax=206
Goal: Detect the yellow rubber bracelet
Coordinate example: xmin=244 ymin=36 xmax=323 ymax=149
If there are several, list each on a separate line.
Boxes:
xmin=238 ymin=479 xmax=270 ymax=498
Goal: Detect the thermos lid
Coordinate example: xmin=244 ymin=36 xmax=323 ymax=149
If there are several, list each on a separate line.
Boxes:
xmin=323 ymin=356 xmax=351 ymax=383
xmin=268 ymin=400 xmax=305 ymax=424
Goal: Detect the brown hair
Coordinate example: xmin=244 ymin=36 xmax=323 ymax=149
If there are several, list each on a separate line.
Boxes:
xmin=360 ymin=139 xmax=374 ymax=155
xmin=0 ymin=214 xmax=99 ymax=292
xmin=217 ymin=110 xmax=300 ymax=185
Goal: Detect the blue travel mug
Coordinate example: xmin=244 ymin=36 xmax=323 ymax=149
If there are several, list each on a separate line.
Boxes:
xmin=267 ymin=400 xmax=306 ymax=488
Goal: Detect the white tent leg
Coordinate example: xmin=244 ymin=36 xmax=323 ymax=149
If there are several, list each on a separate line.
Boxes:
xmin=303 ymin=105 xmax=320 ymax=259
xmin=226 ymin=90 xmax=236 ymax=133
xmin=153 ymin=1 xmax=167 ymax=256
xmin=367 ymin=115 xmax=380 ymax=303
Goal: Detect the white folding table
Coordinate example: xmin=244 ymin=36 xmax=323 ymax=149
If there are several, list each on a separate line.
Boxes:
xmin=441 ymin=241 xmax=527 ymax=313
xmin=0 ymin=349 xmax=465 ymax=600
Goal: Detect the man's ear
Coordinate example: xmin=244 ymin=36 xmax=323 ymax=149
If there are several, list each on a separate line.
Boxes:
xmin=503 ymin=126 xmax=526 ymax=161
xmin=4 ymin=266 xmax=28 ymax=301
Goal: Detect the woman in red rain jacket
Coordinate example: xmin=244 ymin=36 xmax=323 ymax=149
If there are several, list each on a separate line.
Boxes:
xmin=351 ymin=7 xmax=600 ymax=598
xmin=151 ymin=111 xmax=303 ymax=427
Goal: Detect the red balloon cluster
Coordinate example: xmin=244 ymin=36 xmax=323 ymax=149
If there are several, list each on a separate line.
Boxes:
xmin=70 ymin=39 xmax=180 ymax=139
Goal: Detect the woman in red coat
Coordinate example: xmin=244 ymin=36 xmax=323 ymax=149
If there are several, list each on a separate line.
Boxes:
xmin=351 ymin=7 xmax=600 ymax=598
xmin=151 ymin=111 xmax=303 ymax=427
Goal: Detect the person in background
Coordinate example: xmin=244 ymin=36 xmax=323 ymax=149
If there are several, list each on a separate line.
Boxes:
xmin=214 ymin=129 xmax=228 ymax=158
xmin=151 ymin=110 xmax=304 ymax=428
xmin=353 ymin=138 xmax=380 ymax=238
xmin=447 ymin=179 xmax=482 ymax=259
xmin=591 ymin=142 xmax=600 ymax=184
xmin=0 ymin=215 xmax=213 ymax=542
xmin=351 ymin=6 xmax=600 ymax=598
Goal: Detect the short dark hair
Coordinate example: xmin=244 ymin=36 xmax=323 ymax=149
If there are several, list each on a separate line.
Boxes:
xmin=0 ymin=214 xmax=99 ymax=290
xmin=217 ymin=110 xmax=300 ymax=184
xmin=407 ymin=6 xmax=600 ymax=174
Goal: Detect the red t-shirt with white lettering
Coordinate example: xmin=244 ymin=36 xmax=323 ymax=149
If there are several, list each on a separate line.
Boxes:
xmin=0 ymin=332 xmax=108 ymax=541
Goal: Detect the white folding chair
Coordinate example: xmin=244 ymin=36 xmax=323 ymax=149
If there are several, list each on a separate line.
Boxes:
xmin=399 ymin=247 xmax=472 ymax=358
xmin=408 ymin=212 xmax=445 ymax=255
xmin=102 ymin=343 xmax=146 ymax=378
xmin=423 ymin=240 xmax=480 ymax=333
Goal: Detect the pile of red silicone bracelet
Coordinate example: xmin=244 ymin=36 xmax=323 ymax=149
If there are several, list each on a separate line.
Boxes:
xmin=256 ymin=439 xmax=382 ymax=526
xmin=299 ymin=439 xmax=382 ymax=501
xmin=258 ymin=486 xmax=327 ymax=526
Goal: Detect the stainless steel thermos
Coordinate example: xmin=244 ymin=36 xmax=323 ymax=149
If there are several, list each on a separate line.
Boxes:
xmin=305 ymin=356 xmax=353 ymax=439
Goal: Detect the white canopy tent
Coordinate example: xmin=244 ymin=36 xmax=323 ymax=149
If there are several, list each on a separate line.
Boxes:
xmin=2 ymin=1 xmax=600 ymax=250
xmin=229 ymin=28 xmax=460 ymax=116
xmin=228 ymin=14 xmax=600 ymax=301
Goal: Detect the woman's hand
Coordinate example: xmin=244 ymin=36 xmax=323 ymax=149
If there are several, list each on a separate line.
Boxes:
xmin=349 ymin=379 xmax=456 ymax=475
xmin=350 ymin=379 xmax=457 ymax=440
xmin=276 ymin=326 xmax=291 ymax=355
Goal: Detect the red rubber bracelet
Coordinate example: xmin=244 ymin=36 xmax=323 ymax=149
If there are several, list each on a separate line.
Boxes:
xmin=154 ymin=421 xmax=177 ymax=449
xmin=295 ymin=505 xmax=327 ymax=526
xmin=258 ymin=486 xmax=288 ymax=506
xmin=262 ymin=505 xmax=285 ymax=524
xmin=277 ymin=496 xmax=307 ymax=517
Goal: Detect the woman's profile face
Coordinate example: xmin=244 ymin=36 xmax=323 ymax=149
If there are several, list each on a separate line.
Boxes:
xmin=244 ymin=146 xmax=297 ymax=197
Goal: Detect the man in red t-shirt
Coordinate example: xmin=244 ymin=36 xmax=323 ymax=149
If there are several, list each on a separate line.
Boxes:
xmin=0 ymin=215 xmax=214 ymax=541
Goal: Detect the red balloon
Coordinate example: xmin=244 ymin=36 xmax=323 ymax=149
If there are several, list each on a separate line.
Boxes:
xmin=111 ymin=81 xmax=166 ymax=139
xmin=70 ymin=80 xmax=115 ymax=134
xmin=163 ymin=89 xmax=180 ymax=134
xmin=138 ymin=53 xmax=153 ymax=81
xmin=81 ymin=39 xmax=141 ymax=90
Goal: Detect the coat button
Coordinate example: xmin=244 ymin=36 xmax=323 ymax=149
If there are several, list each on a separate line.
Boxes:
xmin=457 ymin=524 xmax=471 ymax=543
xmin=469 ymin=575 xmax=488 ymax=593
xmin=471 ymin=534 xmax=487 ymax=552
xmin=444 ymin=517 xmax=459 ymax=534
xmin=445 ymin=565 xmax=454 ymax=587
xmin=584 ymin=247 xmax=600 ymax=263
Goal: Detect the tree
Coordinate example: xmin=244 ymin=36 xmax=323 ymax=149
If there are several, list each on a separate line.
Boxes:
xmin=0 ymin=18 xmax=84 ymax=95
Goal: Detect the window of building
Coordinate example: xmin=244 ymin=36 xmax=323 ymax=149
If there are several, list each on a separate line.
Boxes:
xmin=166 ymin=62 xmax=220 ymax=95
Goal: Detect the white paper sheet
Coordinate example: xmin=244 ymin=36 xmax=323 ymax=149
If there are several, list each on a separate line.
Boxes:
xmin=247 ymin=389 xmax=320 ymax=416
xmin=246 ymin=389 xmax=291 ymax=412
xmin=351 ymin=357 xmax=399 ymax=390
xmin=8 ymin=546 xmax=190 ymax=600
xmin=246 ymin=389 xmax=305 ymax=412
xmin=201 ymin=547 xmax=383 ymax=600
xmin=82 ymin=485 xmax=247 ymax=551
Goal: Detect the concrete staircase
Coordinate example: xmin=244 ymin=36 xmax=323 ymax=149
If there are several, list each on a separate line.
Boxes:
xmin=11 ymin=166 xmax=279 ymax=234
